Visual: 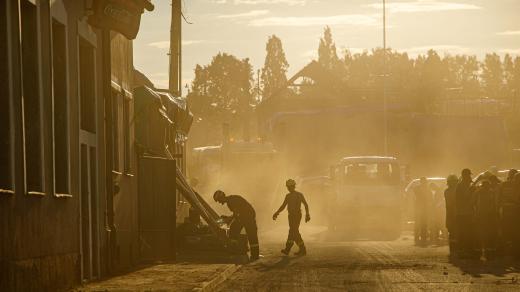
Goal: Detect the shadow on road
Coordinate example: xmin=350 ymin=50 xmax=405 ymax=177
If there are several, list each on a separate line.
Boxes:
xmin=450 ymin=257 xmax=520 ymax=278
xmin=256 ymin=256 xmax=295 ymax=272
xmin=314 ymin=228 xmax=406 ymax=242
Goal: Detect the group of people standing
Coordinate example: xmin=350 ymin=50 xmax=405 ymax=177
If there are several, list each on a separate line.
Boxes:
xmin=415 ymin=168 xmax=520 ymax=260
xmin=414 ymin=177 xmax=447 ymax=245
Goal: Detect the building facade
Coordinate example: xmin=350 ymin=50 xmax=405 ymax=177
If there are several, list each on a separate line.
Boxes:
xmin=0 ymin=0 xmax=155 ymax=291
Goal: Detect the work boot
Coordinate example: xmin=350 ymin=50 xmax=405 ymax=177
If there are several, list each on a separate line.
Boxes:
xmin=250 ymin=255 xmax=259 ymax=261
xmin=281 ymin=240 xmax=294 ymax=255
xmin=295 ymin=244 xmax=307 ymax=256
xmin=250 ymin=245 xmax=260 ymax=261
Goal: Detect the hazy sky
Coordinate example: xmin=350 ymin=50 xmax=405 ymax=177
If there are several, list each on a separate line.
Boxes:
xmin=133 ymin=0 xmax=520 ymax=92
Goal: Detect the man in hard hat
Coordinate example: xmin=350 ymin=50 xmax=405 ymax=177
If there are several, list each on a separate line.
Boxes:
xmin=430 ymin=182 xmax=445 ymax=244
xmin=498 ymin=169 xmax=518 ymax=256
xmin=455 ymin=168 xmax=477 ymax=258
xmin=414 ymin=177 xmax=432 ymax=245
xmin=475 ymin=179 xmax=499 ymax=260
xmin=273 ymin=179 xmax=311 ymax=256
xmin=512 ymin=172 xmax=520 ymax=259
xmin=213 ymin=190 xmax=259 ymax=261
xmin=444 ymin=174 xmax=459 ymax=255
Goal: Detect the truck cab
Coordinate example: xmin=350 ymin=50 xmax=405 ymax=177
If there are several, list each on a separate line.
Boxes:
xmin=329 ymin=156 xmax=404 ymax=240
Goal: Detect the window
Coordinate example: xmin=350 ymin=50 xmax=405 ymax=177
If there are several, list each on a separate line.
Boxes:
xmin=52 ymin=19 xmax=69 ymax=195
xmin=79 ymin=38 xmax=96 ymax=133
xmin=21 ymin=0 xmax=43 ymax=192
xmin=112 ymin=90 xmax=120 ymax=172
xmin=0 ymin=1 xmax=12 ymax=192
xmin=343 ymin=162 xmax=400 ymax=186
xmin=123 ymin=97 xmax=131 ymax=172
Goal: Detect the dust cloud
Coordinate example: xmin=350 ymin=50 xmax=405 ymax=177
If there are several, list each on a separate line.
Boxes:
xmin=186 ymin=103 xmax=512 ymax=242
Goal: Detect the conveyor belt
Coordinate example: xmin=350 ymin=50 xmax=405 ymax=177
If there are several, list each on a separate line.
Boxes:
xmin=175 ymin=166 xmax=229 ymax=244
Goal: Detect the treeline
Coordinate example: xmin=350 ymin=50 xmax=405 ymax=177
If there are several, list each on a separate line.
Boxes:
xmin=187 ymin=27 xmax=520 ymax=143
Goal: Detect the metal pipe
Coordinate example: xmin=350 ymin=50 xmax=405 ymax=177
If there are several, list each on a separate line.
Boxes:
xmin=102 ymin=29 xmax=116 ymax=274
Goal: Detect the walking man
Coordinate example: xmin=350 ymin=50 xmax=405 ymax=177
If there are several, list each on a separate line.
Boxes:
xmin=273 ymin=179 xmax=311 ymax=256
xmin=214 ymin=190 xmax=259 ymax=261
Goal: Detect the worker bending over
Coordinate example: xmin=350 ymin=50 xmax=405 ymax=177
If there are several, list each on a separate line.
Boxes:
xmin=214 ymin=190 xmax=259 ymax=261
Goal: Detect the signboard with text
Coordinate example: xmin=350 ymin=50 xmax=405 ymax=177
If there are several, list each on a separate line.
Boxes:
xmin=88 ymin=0 xmax=153 ymax=40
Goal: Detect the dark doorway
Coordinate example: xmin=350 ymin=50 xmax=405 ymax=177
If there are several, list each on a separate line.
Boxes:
xmin=138 ymin=156 xmax=177 ymax=262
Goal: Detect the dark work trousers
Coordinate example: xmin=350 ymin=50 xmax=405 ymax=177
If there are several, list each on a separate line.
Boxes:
xmin=286 ymin=213 xmax=304 ymax=248
xmin=506 ymin=207 xmax=520 ymax=258
xmin=477 ymin=215 xmax=498 ymax=253
xmin=446 ymin=214 xmax=458 ymax=253
xmin=416 ymin=211 xmax=429 ymax=243
xmin=230 ymin=216 xmax=259 ymax=259
xmin=447 ymin=225 xmax=458 ymax=254
xmin=457 ymin=214 xmax=475 ymax=254
xmin=501 ymin=207 xmax=517 ymax=248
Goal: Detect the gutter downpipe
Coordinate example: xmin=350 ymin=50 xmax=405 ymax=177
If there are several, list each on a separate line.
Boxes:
xmin=102 ymin=28 xmax=116 ymax=274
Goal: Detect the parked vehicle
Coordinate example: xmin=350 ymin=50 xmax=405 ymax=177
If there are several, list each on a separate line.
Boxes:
xmin=297 ymin=176 xmax=333 ymax=225
xmin=329 ymin=156 xmax=405 ymax=240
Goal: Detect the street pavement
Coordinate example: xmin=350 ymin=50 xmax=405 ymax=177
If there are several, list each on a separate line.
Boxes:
xmin=218 ymin=225 xmax=520 ymax=291
xmin=72 ymin=262 xmax=237 ymax=292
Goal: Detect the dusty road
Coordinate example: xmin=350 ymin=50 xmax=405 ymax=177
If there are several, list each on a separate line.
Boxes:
xmin=218 ymin=226 xmax=520 ymax=291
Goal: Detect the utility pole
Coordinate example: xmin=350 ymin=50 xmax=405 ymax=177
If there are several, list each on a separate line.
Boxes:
xmin=169 ymin=0 xmax=182 ymax=96
xmin=383 ymin=0 xmax=388 ymax=156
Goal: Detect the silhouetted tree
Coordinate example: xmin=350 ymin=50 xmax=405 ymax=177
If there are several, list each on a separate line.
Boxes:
xmin=513 ymin=56 xmax=520 ymax=98
xmin=443 ymin=55 xmax=459 ymax=89
xmin=482 ymin=53 xmax=503 ymax=99
xmin=187 ymin=53 xmax=254 ymax=144
xmin=318 ymin=26 xmax=340 ymax=71
xmin=188 ymin=35 xmax=520 ymax=145
xmin=344 ymin=50 xmax=371 ymax=88
xmin=441 ymin=55 xmax=480 ymax=99
xmin=261 ymin=35 xmax=289 ymax=100
xmin=189 ymin=53 xmax=253 ymax=114
xmin=189 ymin=64 xmax=210 ymax=117
xmin=415 ymin=50 xmax=445 ymax=112
xmin=504 ymin=54 xmax=515 ymax=98
xmin=457 ymin=55 xmax=481 ymax=98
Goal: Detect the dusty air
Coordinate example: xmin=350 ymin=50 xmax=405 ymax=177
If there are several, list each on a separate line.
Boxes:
xmin=2 ymin=0 xmax=520 ymax=291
